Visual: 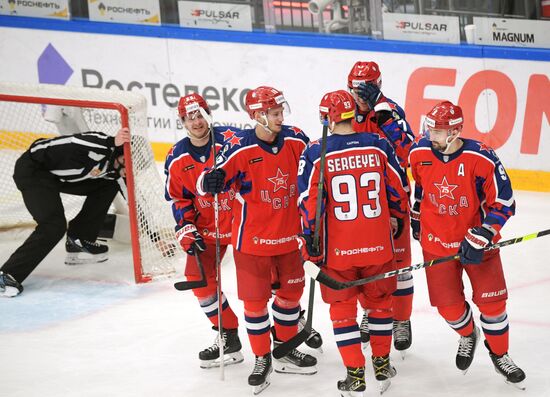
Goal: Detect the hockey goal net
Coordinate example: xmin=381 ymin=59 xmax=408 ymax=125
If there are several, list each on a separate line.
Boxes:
xmin=0 ymin=82 xmax=184 ymax=283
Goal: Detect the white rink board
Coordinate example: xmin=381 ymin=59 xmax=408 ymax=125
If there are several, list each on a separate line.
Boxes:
xmin=0 ymin=26 xmax=548 ymax=171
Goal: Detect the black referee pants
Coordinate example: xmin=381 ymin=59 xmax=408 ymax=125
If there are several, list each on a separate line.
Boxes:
xmin=1 ymin=152 xmax=119 ymax=283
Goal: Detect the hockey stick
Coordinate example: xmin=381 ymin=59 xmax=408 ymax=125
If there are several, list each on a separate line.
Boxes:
xmin=305 ymin=228 xmax=550 ymax=291
xmin=200 ymin=107 xmax=225 ymax=380
xmin=173 ymin=251 xmax=207 ymax=291
xmin=273 ymin=124 xmax=329 ymax=359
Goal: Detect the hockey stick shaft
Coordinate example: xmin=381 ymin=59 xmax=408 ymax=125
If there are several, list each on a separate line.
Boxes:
xmin=201 ymin=108 xmax=225 ymax=381
xmin=305 ymin=228 xmax=550 ymax=290
xmin=173 ymin=251 xmax=207 ymax=291
xmin=272 ymin=124 xmax=329 ymax=359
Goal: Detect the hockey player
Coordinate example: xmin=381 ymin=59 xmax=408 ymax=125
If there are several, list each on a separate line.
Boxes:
xmin=298 ymin=90 xmax=409 ymax=395
xmin=0 ymin=128 xmax=130 ymax=297
xmin=408 ymin=101 xmax=526 ymax=389
xmin=198 ymin=86 xmax=317 ymax=394
xmin=347 ymin=61 xmax=415 ymax=355
xmin=164 ymin=93 xmax=243 ymax=369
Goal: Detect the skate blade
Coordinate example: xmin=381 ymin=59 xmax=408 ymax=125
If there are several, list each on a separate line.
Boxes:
xmin=399 ymin=350 xmax=407 ymax=360
xmin=251 ymin=370 xmax=272 ymax=395
xmin=65 ymin=253 xmax=108 ymax=265
xmin=273 ymin=360 xmax=317 ymax=375
xmin=200 ymin=352 xmax=244 ymax=369
xmin=506 ymin=379 xmax=526 ymax=391
xmin=378 ymin=379 xmax=392 ymax=395
xmin=1 ymin=286 xmax=21 ymax=298
xmin=252 ymin=380 xmax=271 ymax=395
xmin=340 ymin=391 xmax=365 ymax=397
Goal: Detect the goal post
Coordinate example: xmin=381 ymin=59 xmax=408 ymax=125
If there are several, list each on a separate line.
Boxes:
xmin=0 ymin=82 xmax=184 ymax=283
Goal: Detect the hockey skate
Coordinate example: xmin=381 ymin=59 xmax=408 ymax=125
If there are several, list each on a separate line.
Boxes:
xmin=456 ymin=325 xmax=480 ymax=374
xmin=337 ymin=366 xmax=366 ymax=397
xmin=372 ymin=355 xmax=397 ymax=395
xmin=360 ymin=311 xmax=370 ymax=350
xmin=199 ymin=327 xmax=244 ymax=369
xmin=484 ymin=340 xmax=526 ymax=390
xmin=65 ymin=237 xmax=108 ymax=265
xmin=0 ymin=272 xmax=23 ymax=298
xmin=249 ymin=353 xmax=273 ymax=395
xmin=298 ymin=310 xmax=324 ymax=351
xmin=272 ymin=339 xmax=318 ymax=375
xmin=393 ymin=320 xmax=412 ymax=359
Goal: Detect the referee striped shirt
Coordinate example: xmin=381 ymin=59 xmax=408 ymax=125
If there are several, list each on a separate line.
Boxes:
xmin=28 ymin=132 xmax=123 ymax=183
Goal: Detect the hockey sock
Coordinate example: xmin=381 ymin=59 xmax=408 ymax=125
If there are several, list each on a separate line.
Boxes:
xmin=392 ymin=273 xmax=414 ymax=320
xmin=272 ymin=297 xmax=300 ymax=342
xmin=479 ymin=301 xmax=509 ymax=356
xmin=368 ymin=309 xmax=393 ymax=357
xmin=330 ymin=302 xmax=364 ymax=367
xmin=439 ymin=301 xmax=474 ymax=337
xmin=244 ymin=300 xmax=271 ymax=356
xmin=199 ymin=293 xmax=239 ymax=330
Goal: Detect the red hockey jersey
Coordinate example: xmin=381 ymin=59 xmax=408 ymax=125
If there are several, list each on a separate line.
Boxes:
xmin=197 ymin=125 xmax=309 ymax=256
xmin=352 ymin=96 xmax=414 ymax=169
xmin=164 ymin=127 xmax=241 ymax=245
xmin=409 ymin=137 xmax=515 ymax=257
xmin=298 ymin=132 xmax=409 ymax=270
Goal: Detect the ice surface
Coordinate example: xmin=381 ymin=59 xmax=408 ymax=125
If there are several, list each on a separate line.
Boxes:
xmin=1 ymin=190 xmax=549 ymax=397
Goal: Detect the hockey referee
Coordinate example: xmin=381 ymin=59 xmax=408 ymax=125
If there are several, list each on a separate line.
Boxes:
xmin=0 ymin=127 xmax=130 ymax=297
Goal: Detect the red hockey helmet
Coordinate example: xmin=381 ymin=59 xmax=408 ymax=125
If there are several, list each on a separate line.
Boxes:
xmin=177 ymin=93 xmax=210 ymax=119
xmin=245 ymin=86 xmax=289 ymax=119
xmin=424 ymin=101 xmax=463 ymax=130
xmin=347 ymin=61 xmax=382 ymax=89
xmin=319 ymin=90 xmax=355 ymax=124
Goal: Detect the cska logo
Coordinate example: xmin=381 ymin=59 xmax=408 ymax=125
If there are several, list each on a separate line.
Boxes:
xmin=227 ymin=135 xmax=242 ymax=148
xmin=221 ymin=129 xmax=236 ymax=141
xmin=289 ymin=126 xmax=303 ymax=136
xmin=434 ymin=176 xmax=458 ymax=199
xmin=267 ymin=168 xmax=289 ymax=192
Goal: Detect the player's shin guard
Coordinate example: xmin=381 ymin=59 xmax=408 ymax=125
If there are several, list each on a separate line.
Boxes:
xmin=199 ymin=292 xmax=239 ymax=330
xmin=271 ymin=298 xmax=300 ymax=342
xmin=368 ymin=310 xmax=393 ymax=358
xmin=439 ymin=301 xmax=474 ymax=337
xmin=244 ymin=302 xmax=272 ymax=357
xmin=480 ymin=313 xmax=509 ymax=356
xmin=392 ymin=273 xmax=414 ymax=320
xmin=333 ymin=320 xmax=365 ymax=368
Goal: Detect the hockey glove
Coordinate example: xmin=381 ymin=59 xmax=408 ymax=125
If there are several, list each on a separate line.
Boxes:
xmin=202 ymin=168 xmax=226 ymax=194
xmin=176 ymin=223 xmax=206 ymax=255
xmin=459 ymin=226 xmax=495 ymax=265
xmin=391 ymin=217 xmax=404 ymax=239
xmin=411 ymin=202 xmax=421 ymax=241
xmin=297 ymin=234 xmax=324 ymax=265
xmin=357 ymin=82 xmax=382 ymax=109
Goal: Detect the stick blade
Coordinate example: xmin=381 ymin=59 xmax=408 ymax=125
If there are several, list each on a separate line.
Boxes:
xmin=272 ymin=330 xmax=310 ymax=359
xmin=304 ymin=261 xmax=321 ymax=280
xmin=174 ymin=280 xmax=207 ymax=291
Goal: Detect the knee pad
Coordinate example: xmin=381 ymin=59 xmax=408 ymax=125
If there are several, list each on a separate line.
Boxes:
xmin=478 ymin=300 xmax=506 ymax=318
xmin=244 ymin=299 xmax=269 ymax=316
xmin=275 ymin=289 xmax=302 ymax=304
xmin=273 ymin=295 xmax=300 ymax=309
xmin=329 ymin=301 xmax=357 ymax=322
xmin=437 ymin=302 xmax=467 ymax=322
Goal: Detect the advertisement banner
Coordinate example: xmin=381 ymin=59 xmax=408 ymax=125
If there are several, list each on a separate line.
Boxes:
xmin=383 ymin=12 xmax=460 ymax=44
xmin=0 ymin=0 xmax=69 ymax=19
xmin=473 ymin=17 xmax=550 ymax=49
xmin=178 ymin=0 xmax=252 ymax=32
xmin=0 ymin=27 xmax=548 ymax=177
xmin=88 ymin=0 xmax=160 ymax=25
